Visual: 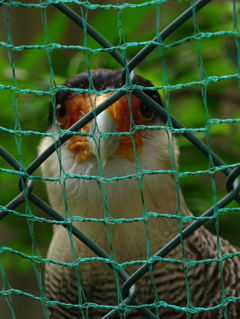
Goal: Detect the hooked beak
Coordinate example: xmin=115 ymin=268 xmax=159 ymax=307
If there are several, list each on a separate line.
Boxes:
xmin=87 ymin=109 xmax=119 ymax=166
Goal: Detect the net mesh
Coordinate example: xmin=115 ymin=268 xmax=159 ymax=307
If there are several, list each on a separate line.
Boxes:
xmin=0 ymin=0 xmax=240 ymax=318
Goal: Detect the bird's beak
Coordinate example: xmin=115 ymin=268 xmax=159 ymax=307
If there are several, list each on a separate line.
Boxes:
xmin=87 ymin=109 xmax=119 ymax=166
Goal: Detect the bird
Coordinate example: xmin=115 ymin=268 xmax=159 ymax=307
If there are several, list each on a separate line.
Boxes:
xmin=38 ymin=69 xmax=240 ymax=319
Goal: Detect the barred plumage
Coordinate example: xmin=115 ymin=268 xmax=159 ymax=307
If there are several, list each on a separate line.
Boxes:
xmin=39 ymin=69 xmax=240 ymax=318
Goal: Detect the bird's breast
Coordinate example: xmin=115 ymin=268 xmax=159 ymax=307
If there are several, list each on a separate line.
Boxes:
xmin=39 ymin=135 xmax=181 ymax=262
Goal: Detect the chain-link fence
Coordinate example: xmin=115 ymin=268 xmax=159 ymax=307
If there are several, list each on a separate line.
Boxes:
xmin=0 ymin=0 xmax=240 ymax=318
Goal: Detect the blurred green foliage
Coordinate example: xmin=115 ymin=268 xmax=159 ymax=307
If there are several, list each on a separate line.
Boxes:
xmin=0 ymin=1 xmax=240 ymax=317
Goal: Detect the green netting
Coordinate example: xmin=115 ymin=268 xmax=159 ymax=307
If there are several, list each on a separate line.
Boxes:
xmin=0 ymin=0 xmax=240 ymax=318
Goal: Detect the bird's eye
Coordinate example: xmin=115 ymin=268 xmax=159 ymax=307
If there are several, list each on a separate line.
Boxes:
xmin=139 ymin=103 xmax=154 ymax=120
xmin=55 ymin=103 xmax=68 ymax=127
xmin=56 ymin=104 xmax=66 ymax=119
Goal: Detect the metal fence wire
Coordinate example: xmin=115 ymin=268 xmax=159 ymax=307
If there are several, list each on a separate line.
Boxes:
xmin=0 ymin=0 xmax=240 ymax=318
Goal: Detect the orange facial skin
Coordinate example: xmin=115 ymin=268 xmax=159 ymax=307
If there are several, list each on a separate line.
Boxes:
xmin=56 ymin=93 xmax=155 ymax=163
xmin=57 ymin=95 xmax=93 ymax=162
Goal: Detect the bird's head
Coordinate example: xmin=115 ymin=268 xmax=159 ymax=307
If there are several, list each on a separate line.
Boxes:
xmin=45 ymin=69 xmax=177 ymax=173
xmin=39 ymin=69 xmax=183 ymax=238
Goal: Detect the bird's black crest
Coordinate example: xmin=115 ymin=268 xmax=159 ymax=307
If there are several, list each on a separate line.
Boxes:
xmin=48 ymin=69 xmax=163 ymax=127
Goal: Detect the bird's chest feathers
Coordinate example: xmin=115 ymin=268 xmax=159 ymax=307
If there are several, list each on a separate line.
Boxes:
xmin=43 ymin=149 xmax=180 ymax=259
xmin=47 ymin=153 xmax=175 ymax=222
